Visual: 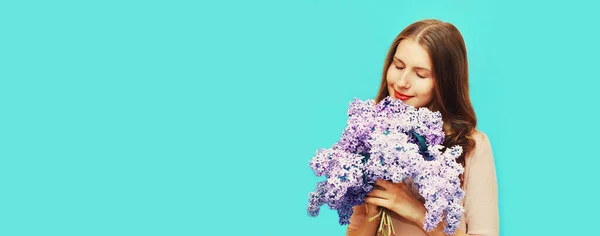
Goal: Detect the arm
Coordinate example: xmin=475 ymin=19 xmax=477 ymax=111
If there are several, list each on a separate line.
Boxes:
xmin=413 ymin=131 xmax=500 ymax=236
xmin=346 ymin=204 xmax=381 ymax=236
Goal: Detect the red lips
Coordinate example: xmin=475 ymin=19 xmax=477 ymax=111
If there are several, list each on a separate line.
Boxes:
xmin=394 ymin=90 xmax=414 ymax=101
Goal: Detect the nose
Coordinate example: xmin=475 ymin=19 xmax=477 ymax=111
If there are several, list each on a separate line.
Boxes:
xmin=395 ymin=71 xmax=410 ymax=88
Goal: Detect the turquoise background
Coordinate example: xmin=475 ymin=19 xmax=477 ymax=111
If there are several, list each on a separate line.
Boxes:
xmin=1 ymin=0 xmax=599 ymax=235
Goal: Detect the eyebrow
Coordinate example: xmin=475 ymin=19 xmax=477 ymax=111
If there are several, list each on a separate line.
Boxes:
xmin=393 ymin=56 xmax=431 ymax=72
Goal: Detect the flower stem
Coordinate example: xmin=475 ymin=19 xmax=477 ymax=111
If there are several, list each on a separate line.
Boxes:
xmin=368 ymin=207 xmax=395 ymax=236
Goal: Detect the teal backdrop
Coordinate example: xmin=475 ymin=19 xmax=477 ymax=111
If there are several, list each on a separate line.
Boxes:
xmin=1 ymin=1 xmax=599 ymax=235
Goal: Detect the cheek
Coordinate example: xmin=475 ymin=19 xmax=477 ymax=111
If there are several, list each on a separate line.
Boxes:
xmin=385 ymin=67 xmax=394 ymax=84
xmin=386 ymin=67 xmax=400 ymax=86
xmin=416 ymin=81 xmax=435 ymax=98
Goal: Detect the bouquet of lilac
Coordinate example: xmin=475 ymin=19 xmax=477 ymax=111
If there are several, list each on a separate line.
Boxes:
xmin=307 ymin=96 xmax=465 ymax=235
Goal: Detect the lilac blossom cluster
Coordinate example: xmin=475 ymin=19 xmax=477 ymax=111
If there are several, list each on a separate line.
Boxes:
xmin=307 ymin=96 xmax=465 ymax=235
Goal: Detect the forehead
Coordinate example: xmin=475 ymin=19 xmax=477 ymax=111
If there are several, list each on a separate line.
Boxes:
xmin=393 ymin=39 xmax=432 ymax=69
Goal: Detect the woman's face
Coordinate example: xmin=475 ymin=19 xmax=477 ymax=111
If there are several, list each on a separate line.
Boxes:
xmin=386 ymin=38 xmax=435 ymax=108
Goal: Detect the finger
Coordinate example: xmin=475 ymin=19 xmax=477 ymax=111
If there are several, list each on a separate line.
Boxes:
xmin=373 ymin=184 xmax=385 ymax=190
xmin=375 ymin=179 xmax=394 ymax=190
xmin=366 ymin=189 xmax=392 ymax=199
xmin=397 ymin=182 xmax=409 ymax=190
xmin=365 ymin=196 xmax=391 ymax=209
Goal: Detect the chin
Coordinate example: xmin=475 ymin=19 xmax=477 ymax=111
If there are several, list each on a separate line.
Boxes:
xmin=405 ymin=101 xmax=422 ymax=108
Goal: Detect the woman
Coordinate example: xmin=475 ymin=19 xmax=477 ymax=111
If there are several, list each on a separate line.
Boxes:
xmin=346 ymin=19 xmax=499 ymax=236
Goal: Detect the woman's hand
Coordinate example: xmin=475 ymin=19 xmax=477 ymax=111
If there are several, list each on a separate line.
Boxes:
xmin=365 ymin=179 xmax=427 ymax=225
xmin=364 ymin=199 xmax=380 ymax=218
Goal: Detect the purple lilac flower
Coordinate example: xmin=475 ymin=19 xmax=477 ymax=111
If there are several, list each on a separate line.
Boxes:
xmin=364 ymin=127 xmax=465 ymax=234
xmin=307 ymin=181 xmax=327 ymax=217
xmin=307 ymin=148 xmax=367 ymax=222
xmin=307 ymin=96 xmax=465 ymax=234
xmin=412 ymin=144 xmax=465 ymax=234
xmin=365 ymin=127 xmax=421 ymax=183
xmin=377 ymin=96 xmax=445 ymax=146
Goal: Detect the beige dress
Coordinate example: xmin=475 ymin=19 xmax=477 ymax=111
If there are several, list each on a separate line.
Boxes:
xmin=346 ymin=131 xmax=499 ymax=236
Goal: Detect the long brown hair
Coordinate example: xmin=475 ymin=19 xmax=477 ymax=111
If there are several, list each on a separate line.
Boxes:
xmin=376 ymin=19 xmax=477 ymax=179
